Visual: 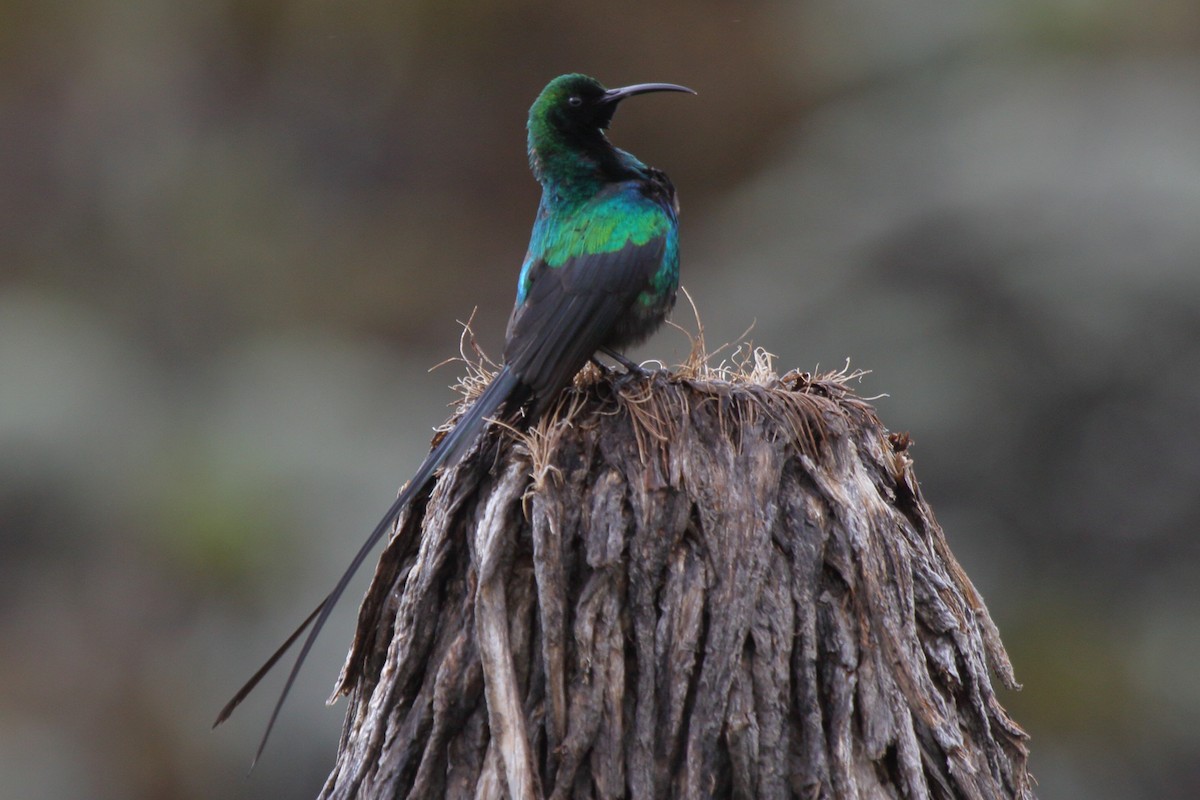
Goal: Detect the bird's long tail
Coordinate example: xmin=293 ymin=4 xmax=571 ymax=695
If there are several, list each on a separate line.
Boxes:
xmin=213 ymin=364 xmax=522 ymax=766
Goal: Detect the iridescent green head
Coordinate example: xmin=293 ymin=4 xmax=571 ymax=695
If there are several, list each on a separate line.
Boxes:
xmin=526 ymin=74 xmax=694 ymax=185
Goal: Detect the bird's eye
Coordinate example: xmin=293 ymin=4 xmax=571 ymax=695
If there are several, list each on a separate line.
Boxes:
xmin=567 ymin=95 xmax=583 ymax=108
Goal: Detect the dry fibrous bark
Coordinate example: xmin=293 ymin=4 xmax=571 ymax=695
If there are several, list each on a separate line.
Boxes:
xmin=319 ymin=359 xmax=1033 ymax=800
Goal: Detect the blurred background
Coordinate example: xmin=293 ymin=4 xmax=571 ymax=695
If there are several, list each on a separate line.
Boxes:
xmin=3 ymin=1 xmax=1198 ymax=797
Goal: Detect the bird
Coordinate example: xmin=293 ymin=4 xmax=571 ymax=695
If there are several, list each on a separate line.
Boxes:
xmin=213 ymin=73 xmax=694 ymax=765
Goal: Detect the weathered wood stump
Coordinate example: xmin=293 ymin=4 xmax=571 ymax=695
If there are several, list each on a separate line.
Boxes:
xmin=320 ymin=361 xmax=1032 ymax=799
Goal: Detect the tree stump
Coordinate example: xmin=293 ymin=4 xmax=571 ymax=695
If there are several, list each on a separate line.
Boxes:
xmin=319 ymin=360 xmax=1033 ymax=799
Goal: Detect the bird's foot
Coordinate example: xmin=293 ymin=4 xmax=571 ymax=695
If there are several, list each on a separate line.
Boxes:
xmin=590 ymin=356 xmax=617 ymax=375
xmin=600 ymin=347 xmax=646 ymax=376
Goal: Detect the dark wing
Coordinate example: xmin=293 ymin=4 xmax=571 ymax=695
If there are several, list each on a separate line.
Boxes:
xmin=504 ymin=236 xmax=665 ymax=419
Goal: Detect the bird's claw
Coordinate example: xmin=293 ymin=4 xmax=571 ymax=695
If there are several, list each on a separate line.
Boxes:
xmin=600 ymin=347 xmax=646 ymax=376
xmin=590 ymin=356 xmax=617 ymax=376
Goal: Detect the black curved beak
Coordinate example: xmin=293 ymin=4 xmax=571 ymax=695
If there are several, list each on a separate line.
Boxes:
xmin=600 ymin=82 xmax=697 ymax=105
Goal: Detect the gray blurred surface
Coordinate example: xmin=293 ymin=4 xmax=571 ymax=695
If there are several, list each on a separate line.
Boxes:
xmin=2 ymin=1 xmax=1198 ymax=797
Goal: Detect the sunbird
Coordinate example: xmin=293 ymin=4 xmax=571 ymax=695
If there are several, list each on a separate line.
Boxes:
xmin=215 ymin=73 xmax=695 ymax=764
